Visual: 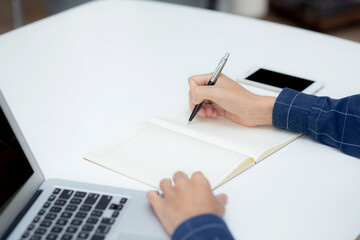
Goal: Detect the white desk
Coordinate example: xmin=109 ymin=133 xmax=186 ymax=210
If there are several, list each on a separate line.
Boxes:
xmin=0 ymin=0 xmax=359 ymax=239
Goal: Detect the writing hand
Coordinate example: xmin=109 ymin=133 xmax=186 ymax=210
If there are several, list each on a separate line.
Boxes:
xmin=188 ymin=73 xmax=275 ymax=126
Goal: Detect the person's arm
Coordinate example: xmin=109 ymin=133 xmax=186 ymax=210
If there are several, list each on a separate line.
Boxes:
xmin=273 ymin=88 xmax=360 ymax=158
xmin=172 ymin=214 xmax=234 ymax=240
xmin=189 ymin=73 xmax=360 ymax=158
xmin=146 ymin=171 xmax=234 ymax=239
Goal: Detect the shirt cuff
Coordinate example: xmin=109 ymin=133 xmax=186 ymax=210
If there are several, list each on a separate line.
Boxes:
xmin=273 ymin=88 xmax=319 ymax=134
xmin=172 ymin=214 xmax=234 ymax=240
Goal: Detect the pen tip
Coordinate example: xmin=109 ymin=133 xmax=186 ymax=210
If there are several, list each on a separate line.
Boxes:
xmin=187 ymin=121 xmax=191 ymax=125
xmin=224 ymin=52 xmax=230 ymax=59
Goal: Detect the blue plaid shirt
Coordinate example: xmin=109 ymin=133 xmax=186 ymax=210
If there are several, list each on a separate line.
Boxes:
xmin=173 ymin=88 xmax=360 ymax=240
xmin=273 ymin=88 xmax=360 ymax=158
xmin=172 ymin=214 xmax=234 ymax=240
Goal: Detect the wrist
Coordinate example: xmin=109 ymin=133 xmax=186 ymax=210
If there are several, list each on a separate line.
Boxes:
xmin=254 ymin=95 xmax=275 ymax=126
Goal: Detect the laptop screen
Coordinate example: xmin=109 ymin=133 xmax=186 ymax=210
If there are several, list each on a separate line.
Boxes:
xmin=0 ymin=105 xmax=34 ymax=210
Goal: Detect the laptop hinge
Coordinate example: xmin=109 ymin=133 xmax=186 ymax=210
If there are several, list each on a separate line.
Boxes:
xmin=1 ymin=189 xmax=43 ymax=240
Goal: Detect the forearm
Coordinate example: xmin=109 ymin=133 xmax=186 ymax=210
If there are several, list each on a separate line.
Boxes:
xmin=172 ymin=214 xmax=234 ymax=240
xmin=273 ymin=88 xmax=360 ymax=158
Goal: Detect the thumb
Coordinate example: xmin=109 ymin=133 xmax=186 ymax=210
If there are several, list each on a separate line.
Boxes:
xmin=146 ymin=190 xmax=164 ymax=214
xmin=216 ymin=193 xmax=228 ymax=206
xmin=193 ymin=86 xmax=224 ymax=104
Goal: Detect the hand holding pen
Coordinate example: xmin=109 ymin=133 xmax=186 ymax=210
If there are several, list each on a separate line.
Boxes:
xmin=188 ymin=53 xmax=230 ymax=123
xmin=188 ymin=66 xmax=276 ymax=127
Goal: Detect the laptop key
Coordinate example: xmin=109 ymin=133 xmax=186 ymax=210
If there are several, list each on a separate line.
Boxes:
xmin=70 ymin=198 xmax=82 ymax=205
xmin=27 ymin=223 xmax=35 ymax=230
xmin=86 ymin=218 xmax=98 ymax=225
xmin=120 ymin=197 xmax=127 ymax=204
xmin=38 ymin=209 xmax=46 ymax=215
xmin=109 ymin=204 xmax=117 ymax=210
xmin=91 ymin=210 xmax=103 ymax=217
xmin=59 ymin=190 xmax=74 ymax=199
xmin=112 ymin=211 xmax=119 ymax=218
xmin=22 ymin=231 xmax=30 ymax=238
xmin=33 ymin=216 xmax=40 ymax=223
xmin=79 ymin=205 xmax=91 ymax=212
xmin=45 ymin=213 xmax=57 ymax=220
xmin=75 ymin=212 xmax=87 ymax=219
xmin=46 ymin=233 xmax=58 ymax=240
xmin=77 ymin=232 xmax=89 ymax=239
xmin=66 ymin=226 xmax=78 ymax=234
xmin=35 ymin=227 xmax=47 ymax=235
xmin=91 ymin=235 xmax=104 ymax=240
xmin=53 ymin=188 xmax=61 ymax=194
xmin=84 ymin=193 xmax=99 ymax=205
xmin=109 ymin=204 xmax=123 ymax=211
xmin=70 ymin=219 xmax=82 ymax=226
xmin=55 ymin=199 xmax=67 ymax=206
xmin=40 ymin=220 xmax=52 ymax=227
xmin=43 ymin=202 xmax=51 ymax=208
xmin=95 ymin=225 xmax=110 ymax=234
xmin=51 ymin=226 xmax=63 ymax=233
xmin=48 ymin=195 xmax=56 ymax=201
xmin=61 ymin=234 xmax=73 ymax=240
xmin=82 ymin=225 xmax=94 ymax=232
xmin=101 ymin=218 xmax=115 ymax=225
xmin=65 ymin=205 xmax=77 ymax=212
xmin=61 ymin=212 xmax=73 ymax=219
xmin=95 ymin=195 xmax=112 ymax=210
xmin=75 ymin=191 xmax=86 ymax=198
xmin=56 ymin=219 xmax=68 ymax=226
xmin=30 ymin=235 xmax=42 ymax=240
xmin=50 ymin=206 xmax=62 ymax=213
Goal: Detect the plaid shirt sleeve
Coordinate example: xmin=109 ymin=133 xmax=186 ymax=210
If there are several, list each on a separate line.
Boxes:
xmin=172 ymin=214 xmax=234 ymax=240
xmin=273 ymin=88 xmax=360 ymax=158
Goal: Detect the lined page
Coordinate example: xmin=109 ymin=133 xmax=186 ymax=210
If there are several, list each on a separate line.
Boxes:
xmin=84 ymin=122 xmax=252 ymax=189
xmin=151 ymin=106 xmax=301 ymax=162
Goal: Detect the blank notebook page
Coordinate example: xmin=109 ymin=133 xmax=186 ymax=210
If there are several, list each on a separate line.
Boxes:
xmin=151 ymin=106 xmax=300 ymax=161
xmin=84 ymin=122 xmax=249 ymax=189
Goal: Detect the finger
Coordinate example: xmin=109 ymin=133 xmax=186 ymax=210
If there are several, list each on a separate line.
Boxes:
xmin=193 ymin=86 xmax=225 ymax=104
xmin=203 ymin=103 xmax=216 ymax=118
xmin=202 ymin=102 xmax=220 ymax=118
xmin=205 ymin=105 xmax=213 ymax=117
xmin=198 ymin=107 xmax=206 ymax=117
xmin=216 ymin=193 xmax=228 ymax=206
xmin=146 ymin=190 xmax=164 ymax=213
xmin=159 ymin=178 xmax=173 ymax=194
xmin=188 ymin=73 xmax=214 ymax=103
xmin=173 ymin=171 xmax=188 ymax=185
xmin=188 ymin=73 xmax=214 ymax=90
xmin=189 ymin=73 xmax=230 ymax=92
xmin=211 ymin=109 xmax=218 ymax=118
xmin=191 ymin=171 xmax=208 ymax=183
xmin=189 ymin=91 xmax=208 ymax=116
xmin=189 ymin=91 xmax=195 ymax=110
xmin=189 ymin=92 xmax=207 ymax=118
xmin=189 ymin=74 xmax=211 ymax=105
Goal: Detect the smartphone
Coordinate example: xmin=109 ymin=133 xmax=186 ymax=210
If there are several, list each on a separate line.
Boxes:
xmin=237 ymin=68 xmax=323 ymax=94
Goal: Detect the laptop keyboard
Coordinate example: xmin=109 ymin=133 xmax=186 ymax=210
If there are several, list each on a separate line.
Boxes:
xmin=21 ymin=188 xmax=129 ymax=240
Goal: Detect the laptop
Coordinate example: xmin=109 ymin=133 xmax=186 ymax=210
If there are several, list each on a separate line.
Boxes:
xmin=0 ymin=90 xmax=168 ymax=240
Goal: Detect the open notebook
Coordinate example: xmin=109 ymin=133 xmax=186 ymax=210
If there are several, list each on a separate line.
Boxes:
xmin=84 ymin=106 xmax=300 ymax=189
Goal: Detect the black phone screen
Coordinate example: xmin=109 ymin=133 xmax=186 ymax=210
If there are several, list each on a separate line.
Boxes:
xmin=245 ymin=68 xmax=314 ymax=91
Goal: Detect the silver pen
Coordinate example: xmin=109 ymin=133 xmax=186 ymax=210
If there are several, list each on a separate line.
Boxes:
xmin=188 ymin=52 xmax=230 ymax=123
